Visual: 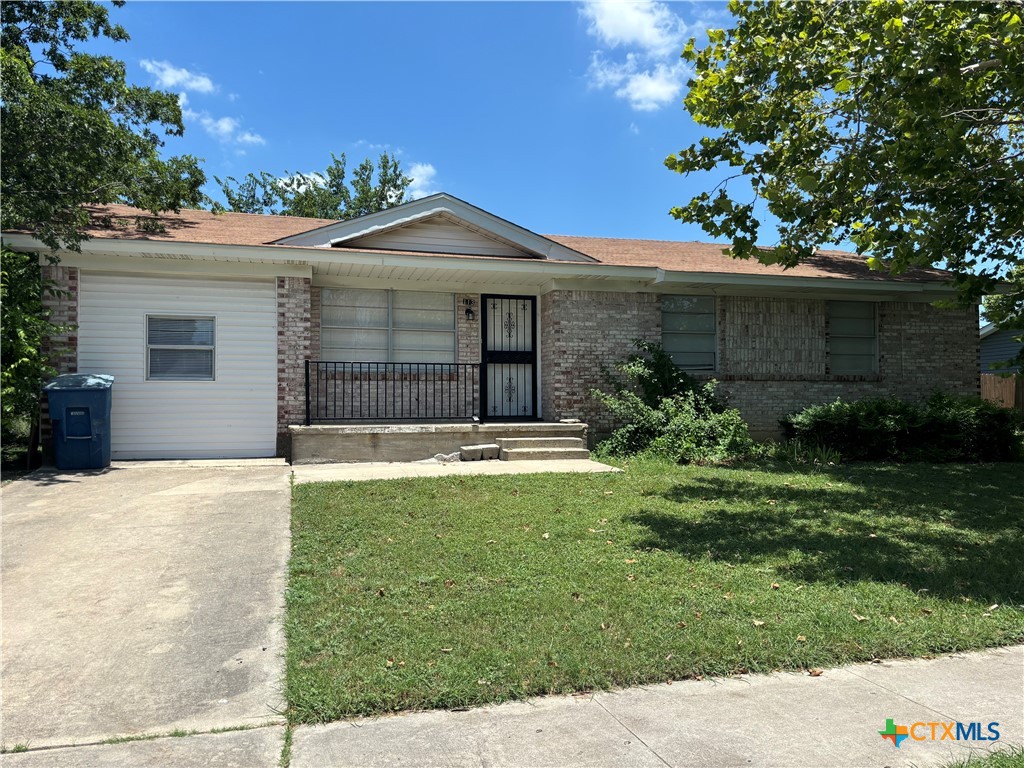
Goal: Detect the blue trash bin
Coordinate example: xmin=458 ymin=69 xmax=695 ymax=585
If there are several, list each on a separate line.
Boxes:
xmin=44 ymin=374 xmax=114 ymax=470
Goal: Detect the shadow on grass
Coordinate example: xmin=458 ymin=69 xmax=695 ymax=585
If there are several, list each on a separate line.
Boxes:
xmin=629 ymin=464 xmax=1024 ymax=604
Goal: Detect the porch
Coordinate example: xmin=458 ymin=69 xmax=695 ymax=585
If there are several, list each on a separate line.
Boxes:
xmin=289 ymin=421 xmax=588 ymax=464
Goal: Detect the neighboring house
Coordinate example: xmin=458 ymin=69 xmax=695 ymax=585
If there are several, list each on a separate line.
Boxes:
xmin=3 ymin=193 xmax=979 ymax=459
xmin=980 ymin=323 xmax=1022 ymax=373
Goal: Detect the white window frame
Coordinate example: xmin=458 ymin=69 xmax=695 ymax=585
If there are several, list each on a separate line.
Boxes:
xmin=827 ymin=301 xmax=878 ymax=375
xmin=145 ymin=315 xmax=216 ymax=382
xmin=661 ymin=295 xmax=717 ymax=372
xmin=320 ymin=288 xmax=456 ymax=363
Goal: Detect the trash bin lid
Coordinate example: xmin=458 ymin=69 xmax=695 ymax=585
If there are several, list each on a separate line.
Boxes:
xmin=43 ymin=373 xmax=115 ymax=391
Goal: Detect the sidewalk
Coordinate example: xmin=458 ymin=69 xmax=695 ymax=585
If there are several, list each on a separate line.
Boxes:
xmin=291 ymin=458 xmax=621 ymax=484
xmin=290 ymin=645 xmax=1023 ymax=768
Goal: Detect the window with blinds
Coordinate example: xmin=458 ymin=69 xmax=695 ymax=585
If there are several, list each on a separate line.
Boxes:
xmin=146 ymin=316 xmax=215 ymax=380
xmin=320 ymin=289 xmax=456 ymax=362
xmin=662 ymin=296 xmax=716 ymax=371
xmin=828 ymin=301 xmax=877 ymax=374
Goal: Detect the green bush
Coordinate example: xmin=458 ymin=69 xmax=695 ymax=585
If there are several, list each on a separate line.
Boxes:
xmin=781 ymin=392 xmax=1023 ymax=462
xmin=593 ymin=342 xmax=754 ymax=464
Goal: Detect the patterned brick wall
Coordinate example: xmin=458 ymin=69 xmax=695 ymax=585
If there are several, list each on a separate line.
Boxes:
xmin=714 ymin=298 xmax=980 ymax=438
xmin=277 ymin=276 xmax=311 ymax=453
xmin=718 ymin=297 xmax=826 ymax=376
xmin=540 ymin=290 xmax=661 ymax=432
xmin=39 ymin=265 xmax=79 ymax=446
xmin=539 ymin=291 xmax=979 ymax=441
xmin=455 ymin=293 xmax=481 ymax=364
xmin=310 ymin=286 xmax=321 ymax=363
xmin=40 ymin=265 xmax=79 ymax=375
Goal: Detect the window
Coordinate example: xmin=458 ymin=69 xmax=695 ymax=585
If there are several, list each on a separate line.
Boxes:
xmin=828 ymin=301 xmax=876 ymax=374
xmin=320 ymin=289 xmax=456 ymax=362
xmin=146 ymin=316 xmax=215 ymax=380
xmin=662 ymin=296 xmax=716 ymax=371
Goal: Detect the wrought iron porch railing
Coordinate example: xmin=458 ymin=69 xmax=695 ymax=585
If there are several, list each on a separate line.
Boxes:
xmin=304 ymin=361 xmax=481 ymax=424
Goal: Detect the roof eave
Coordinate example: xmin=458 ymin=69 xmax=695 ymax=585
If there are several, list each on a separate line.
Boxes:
xmin=2 ymin=233 xmax=959 ymax=295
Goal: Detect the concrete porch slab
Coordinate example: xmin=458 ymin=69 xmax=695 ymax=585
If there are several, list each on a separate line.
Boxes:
xmin=291 ymin=459 xmax=621 ymax=484
xmin=289 ymin=422 xmax=588 ymax=464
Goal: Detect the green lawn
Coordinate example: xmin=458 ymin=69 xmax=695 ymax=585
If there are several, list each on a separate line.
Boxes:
xmin=285 ymin=459 xmax=1024 ymax=723
xmin=946 ymin=746 xmax=1024 ymax=768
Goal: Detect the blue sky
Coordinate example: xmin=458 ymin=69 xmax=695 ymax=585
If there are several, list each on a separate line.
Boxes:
xmin=98 ymin=1 xmax=746 ymax=242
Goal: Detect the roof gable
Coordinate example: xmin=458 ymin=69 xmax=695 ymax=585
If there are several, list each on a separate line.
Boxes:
xmin=273 ymin=193 xmax=596 ymax=262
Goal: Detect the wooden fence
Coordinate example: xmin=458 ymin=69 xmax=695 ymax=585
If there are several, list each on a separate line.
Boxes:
xmin=980 ymin=373 xmax=1024 ymax=411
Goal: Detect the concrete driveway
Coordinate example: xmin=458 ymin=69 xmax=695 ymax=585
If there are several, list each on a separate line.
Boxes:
xmin=1 ymin=461 xmax=291 ymax=758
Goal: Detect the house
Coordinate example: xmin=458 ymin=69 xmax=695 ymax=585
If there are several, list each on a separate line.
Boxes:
xmin=4 ymin=193 xmax=979 ymax=461
xmin=980 ymin=323 xmax=1022 ymax=373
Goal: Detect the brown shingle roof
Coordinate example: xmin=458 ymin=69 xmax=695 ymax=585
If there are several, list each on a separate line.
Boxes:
xmin=66 ymin=205 xmax=950 ymax=283
xmin=547 ymin=235 xmax=950 ymax=282
xmin=79 ymin=204 xmax=337 ymax=246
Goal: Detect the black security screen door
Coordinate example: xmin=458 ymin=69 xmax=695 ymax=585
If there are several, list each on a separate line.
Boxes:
xmin=481 ymin=294 xmax=538 ymax=420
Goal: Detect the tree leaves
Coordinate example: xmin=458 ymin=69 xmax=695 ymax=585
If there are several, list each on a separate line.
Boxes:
xmin=1 ymin=0 xmax=207 ymax=251
xmin=667 ymin=0 xmax=1024 ymax=306
xmin=213 ymin=152 xmax=412 ymax=220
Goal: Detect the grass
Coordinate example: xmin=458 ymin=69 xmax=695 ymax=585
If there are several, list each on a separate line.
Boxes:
xmin=285 ymin=458 xmax=1024 ymax=723
xmin=945 ymin=746 xmax=1024 ymax=767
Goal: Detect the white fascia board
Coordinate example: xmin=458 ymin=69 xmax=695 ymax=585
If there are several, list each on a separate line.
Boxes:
xmin=3 ymin=232 xmax=650 ymax=281
xmin=272 ymin=193 xmax=597 ymax=263
xmin=652 ymin=267 xmax=956 ymax=295
xmin=4 ymin=232 xmax=958 ymax=297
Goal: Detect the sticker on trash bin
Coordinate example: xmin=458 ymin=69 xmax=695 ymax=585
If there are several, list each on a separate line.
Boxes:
xmin=70 ymin=410 xmax=86 ymax=416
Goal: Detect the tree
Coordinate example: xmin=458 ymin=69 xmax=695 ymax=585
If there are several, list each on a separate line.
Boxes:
xmin=1 ymin=1 xmax=207 ymax=250
xmin=214 ymin=152 xmax=412 ymax=219
xmin=666 ymin=0 xmax=1024 ymax=305
xmin=1 ymin=1 xmax=206 ymax=445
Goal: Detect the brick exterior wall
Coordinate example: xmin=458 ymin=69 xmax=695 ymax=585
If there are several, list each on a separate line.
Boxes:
xmin=713 ymin=297 xmax=979 ymax=438
xmin=455 ymin=293 xmax=481 ymax=364
xmin=277 ymin=276 xmax=312 ymax=453
xmin=540 ymin=290 xmax=661 ymax=433
xmin=539 ymin=291 xmax=979 ymax=441
xmin=39 ymin=265 xmax=79 ymax=446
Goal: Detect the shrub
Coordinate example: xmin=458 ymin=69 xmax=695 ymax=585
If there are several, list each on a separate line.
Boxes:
xmin=593 ymin=342 xmax=754 ymax=463
xmin=781 ymin=392 xmax=1023 ymax=462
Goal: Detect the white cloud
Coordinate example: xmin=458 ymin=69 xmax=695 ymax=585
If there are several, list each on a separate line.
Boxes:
xmin=589 ymin=53 xmax=688 ymax=111
xmin=181 ymin=108 xmax=265 ymax=146
xmin=629 ymin=122 xmax=640 ymax=135
xmin=407 ymin=162 xmax=439 ymax=200
xmin=580 ymin=0 xmax=686 ymax=57
xmin=353 ymin=139 xmax=394 ymax=153
xmin=237 ymin=131 xmax=266 ymax=146
xmin=580 ymin=0 xmax=699 ymax=112
xmin=277 ymin=172 xmax=326 ymax=193
xmin=140 ymin=59 xmax=216 ymax=94
xmin=199 ymin=115 xmax=239 ymax=141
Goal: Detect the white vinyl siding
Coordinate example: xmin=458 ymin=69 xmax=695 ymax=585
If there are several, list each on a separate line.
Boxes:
xmin=828 ymin=301 xmax=877 ymax=374
xmin=321 ymin=288 xmax=455 ymax=363
xmin=78 ymin=273 xmax=277 ymax=459
xmin=347 ymin=217 xmax=529 ymax=257
xmin=662 ymin=296 xmax=716 ymax=371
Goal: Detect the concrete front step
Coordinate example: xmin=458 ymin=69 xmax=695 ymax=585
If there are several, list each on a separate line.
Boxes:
xmin=496 ymin=437 xmax=586 ymax=450
xmin=499 ymin=447 xmax=591 ymax=461
xmin=459 ymin=443 xmax=500 ymax=461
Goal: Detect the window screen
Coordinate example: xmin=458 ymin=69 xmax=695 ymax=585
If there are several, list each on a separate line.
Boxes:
xmin=828 ymin=301 xmax=876 ymax=374
xmin=320 ymin=289 xmax=455 ymax=362
xmin=662 ymin=296 xmax=716 ymax=371
xmin=147 ymin=316 xmax=215 ymax=380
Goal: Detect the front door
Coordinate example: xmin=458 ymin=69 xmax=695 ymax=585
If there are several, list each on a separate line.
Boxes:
xmin=481 ymin=294 xmax=537 ymax=420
